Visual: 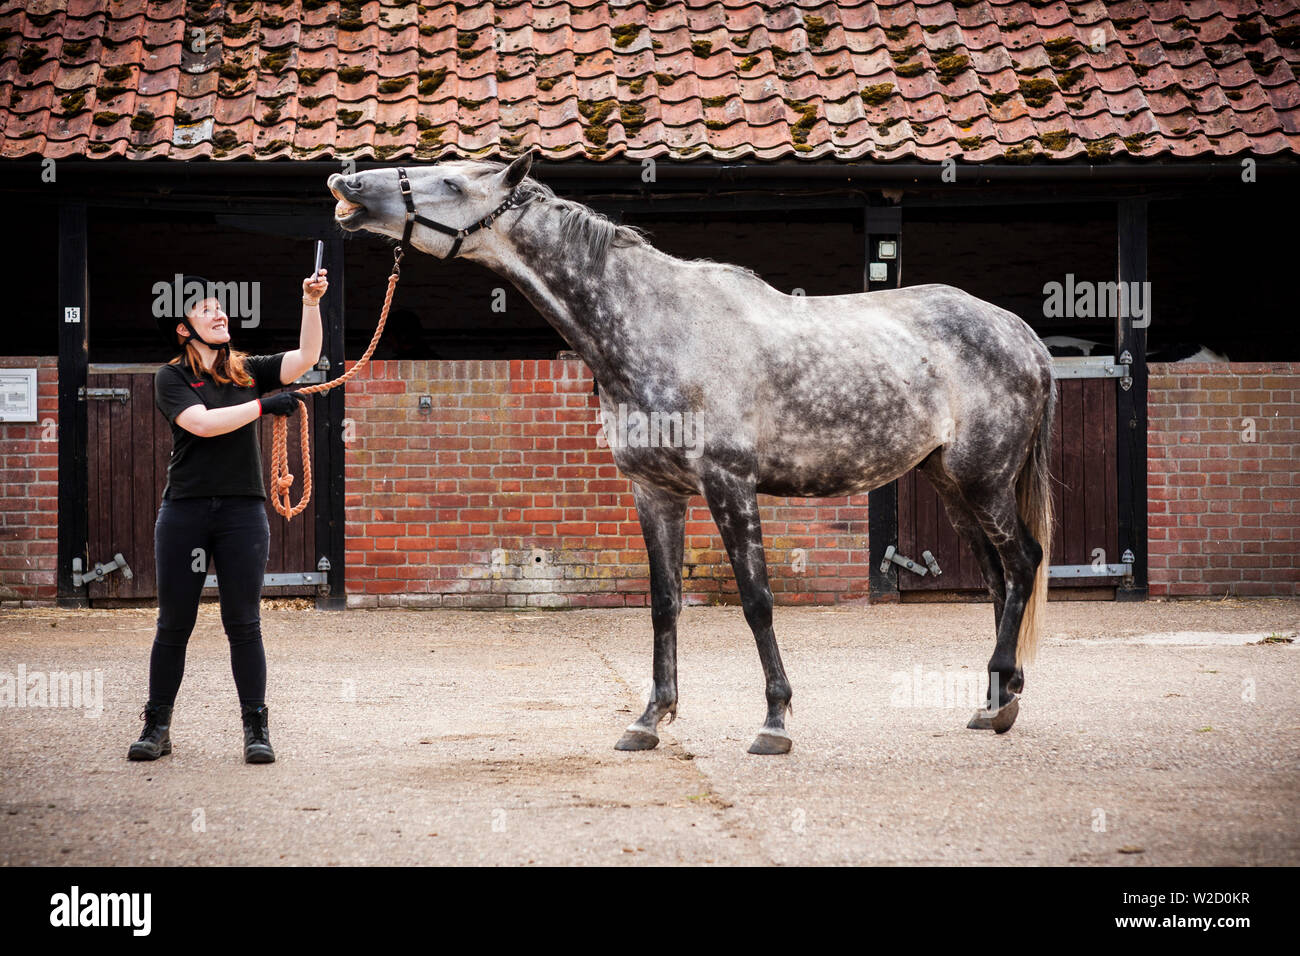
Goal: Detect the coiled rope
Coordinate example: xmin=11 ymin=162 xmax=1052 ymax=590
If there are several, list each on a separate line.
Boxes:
xmin=269 ymin=246 xmax=403 ymax=520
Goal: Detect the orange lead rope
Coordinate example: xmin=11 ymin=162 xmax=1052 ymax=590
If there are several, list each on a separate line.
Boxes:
xmin=269 ymin=246 xmax=404 ymax=520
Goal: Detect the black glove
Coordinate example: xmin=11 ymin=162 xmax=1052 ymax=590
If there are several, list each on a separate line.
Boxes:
xmin=260 ymin=391 xmax=305 ymax=417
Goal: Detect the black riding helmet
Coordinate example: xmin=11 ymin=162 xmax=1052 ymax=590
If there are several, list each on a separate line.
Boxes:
xmin=155 ymin=274 xmax=231 ymax=353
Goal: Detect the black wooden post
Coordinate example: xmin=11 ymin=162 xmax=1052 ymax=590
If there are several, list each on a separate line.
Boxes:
xmin=314 ymin=237 xmax=347 ymax=609
xmin=57 ymin=202 xmax=90 ymax=607
xmin=865 ymin=200 xmax=902 ymax=602
xmin=1116 ymin=199 xmax=1149 ymax=599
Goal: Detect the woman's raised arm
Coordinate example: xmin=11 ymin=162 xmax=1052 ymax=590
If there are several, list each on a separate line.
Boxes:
xmin=279 ymin=269 xmax=327 ymax=384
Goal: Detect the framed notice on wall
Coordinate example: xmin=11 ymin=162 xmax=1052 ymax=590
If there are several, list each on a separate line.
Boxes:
xmin=0 ymin=368 xmax=38 ymax=423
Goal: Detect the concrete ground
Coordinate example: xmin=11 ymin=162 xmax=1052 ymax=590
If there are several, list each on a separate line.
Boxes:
xmin=1 ymin=598 xmax=1297 ymax=866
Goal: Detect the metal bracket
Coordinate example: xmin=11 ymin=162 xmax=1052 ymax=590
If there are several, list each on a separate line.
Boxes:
xmin=203 ymin=572 xmax=325 ymax=589
xmin=315 ymin=556 xmax=332 ymax=594
xmin=1049 ymin=551 xmax=1135 ymax=581
xmin=294 ymin=356 xmax=333 ymax=385
xmin=1118 ymin=350 xmax=1134 ymax=391
xmin=1051 ymin=356 xmax=1131 ymax=381
xmin=880 ymin=545 xmax=928 ymax=577
xmin=1122 ymin=549 xmax=1135 ymax=582
xmin=922 ymin=550 xmax=942 ymax=576
xmin=72 ymin=553 xmax=133 ymax=587
xmin=77 ymin=387 xmax=130 ymax=403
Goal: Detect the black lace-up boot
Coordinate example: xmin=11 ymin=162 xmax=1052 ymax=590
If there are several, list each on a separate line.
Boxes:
xmin=128 ymin=702 xmax=173 ymax=761
xmin=241 ymin=704 xmax=275 ymax=764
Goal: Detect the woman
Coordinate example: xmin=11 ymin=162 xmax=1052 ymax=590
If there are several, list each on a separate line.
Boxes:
xmin=129 ymin=269 xmax=327 ymax=764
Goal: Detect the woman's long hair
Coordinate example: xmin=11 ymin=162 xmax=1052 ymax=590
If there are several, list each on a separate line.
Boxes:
xmin=167 ymin=335 xmax=254 ymax=388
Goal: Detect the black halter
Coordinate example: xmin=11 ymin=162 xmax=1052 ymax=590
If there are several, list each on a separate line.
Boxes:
xmin=397 ymin=167 xmax=527 ymax=259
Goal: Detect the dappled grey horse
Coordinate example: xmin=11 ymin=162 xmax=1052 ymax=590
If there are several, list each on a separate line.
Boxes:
xmin=328 ymin=153 xmax=1055 ymax=755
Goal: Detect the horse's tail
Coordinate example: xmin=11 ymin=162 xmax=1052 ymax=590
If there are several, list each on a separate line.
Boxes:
xmin=1015 ymin=378 xmax=1055 ymax=667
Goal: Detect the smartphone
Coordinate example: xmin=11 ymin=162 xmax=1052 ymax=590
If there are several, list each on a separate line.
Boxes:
xmin=312 ymin=240 xmax=324 ymax=278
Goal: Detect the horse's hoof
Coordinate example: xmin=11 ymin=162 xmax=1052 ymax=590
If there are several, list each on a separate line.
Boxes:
xmin=966 ymin=694 xmax=1020 ymax=733
xmin=747 ymin=729 xmax=792 ymax=755
xmin=615 ymin=727 xmax=659 ymax=751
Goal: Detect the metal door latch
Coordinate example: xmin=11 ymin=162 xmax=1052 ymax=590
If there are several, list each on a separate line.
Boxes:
xmin=73 ymin=554 xmax=133 ymax=586
xmin=880 ymin=545 xmax=937 ymax=577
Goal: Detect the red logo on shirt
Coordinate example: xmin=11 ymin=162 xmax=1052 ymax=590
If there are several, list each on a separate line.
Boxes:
xmin=190 ymin=381 xmax=204 ymax=388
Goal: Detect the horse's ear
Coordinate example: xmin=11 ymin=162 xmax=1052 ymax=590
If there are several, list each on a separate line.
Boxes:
xmin=502 ymin=149 xmax=536 ymax=189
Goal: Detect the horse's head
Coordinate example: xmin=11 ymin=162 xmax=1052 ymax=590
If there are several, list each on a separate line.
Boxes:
xmin=327 ymin=152 xmax=535 ymax=258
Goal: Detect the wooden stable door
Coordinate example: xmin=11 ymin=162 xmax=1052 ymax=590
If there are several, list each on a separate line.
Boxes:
xmin=896 ymin=375 xmax=1119 ymax=594
xmin=84 ymin=366 xmax=316 ymax=603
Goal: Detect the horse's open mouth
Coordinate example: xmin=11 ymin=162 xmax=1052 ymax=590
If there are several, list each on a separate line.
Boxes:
xmin=328 ymin=175 xmax=366 ymax=229
xmin=334 ymin=197 xmax=365 ymax=226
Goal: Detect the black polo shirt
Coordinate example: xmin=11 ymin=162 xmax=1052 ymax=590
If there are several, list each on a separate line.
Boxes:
xmin=154 ymin=352 xmax=288 ymax=500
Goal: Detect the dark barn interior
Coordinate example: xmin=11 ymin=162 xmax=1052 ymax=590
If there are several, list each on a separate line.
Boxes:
xmin=5 ymin=175 xmax=1292 ymax=365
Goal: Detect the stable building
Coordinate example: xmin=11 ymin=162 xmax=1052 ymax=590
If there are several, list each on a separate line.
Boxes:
xmin=1 ymin=0 xmax=1297 ymax=609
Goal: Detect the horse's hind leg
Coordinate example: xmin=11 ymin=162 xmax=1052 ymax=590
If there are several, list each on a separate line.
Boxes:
xmin=955 ymin=518 xmax=1028 ymax=731
xmin=920 ymin=456 xmax=1007 ymax=633
xmin=923 ymin=456 xmax=1035 ymax=733
xmin=965 ymin=487 xmax=1041 ymax=732
xmin=616 ymin=482 xmax=688 ymax=751
xmin=699 ymin=467 xmax=793 ymax=755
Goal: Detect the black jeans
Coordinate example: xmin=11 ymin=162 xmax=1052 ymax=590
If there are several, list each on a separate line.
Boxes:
xmin=148 ymin=495 xmax=270 ymax=707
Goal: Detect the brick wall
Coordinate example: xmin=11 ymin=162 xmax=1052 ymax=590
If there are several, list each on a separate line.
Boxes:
xmin=342 ymin=358 xmax=871 ymax=608
xmin=0 ymin=357 xmax=58 ymax=606
xmin=1147 ymin=362 xmax=1300 ymax=598
xmin=9 ymin=356 xmax=1294 ymax=608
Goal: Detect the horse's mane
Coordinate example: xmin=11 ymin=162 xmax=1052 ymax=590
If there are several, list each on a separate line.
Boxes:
xmin=468 ymin=159 xmax=762 ymax=282
xmin=514 ymin=176 xmax=649 ymax=270
xmin=461 ymin=160 xmax=646 ymax=271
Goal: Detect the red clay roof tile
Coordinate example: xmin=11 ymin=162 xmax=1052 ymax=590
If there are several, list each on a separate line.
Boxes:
xmin=2 ymin=0 xmax=1298 ymax=162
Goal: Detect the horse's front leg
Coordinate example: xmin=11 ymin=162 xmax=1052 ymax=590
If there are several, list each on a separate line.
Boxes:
xmin=616 ymin=482 xmax=688 ymax=751
xmin=699 ymin=467 xmax=793 ymax=755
